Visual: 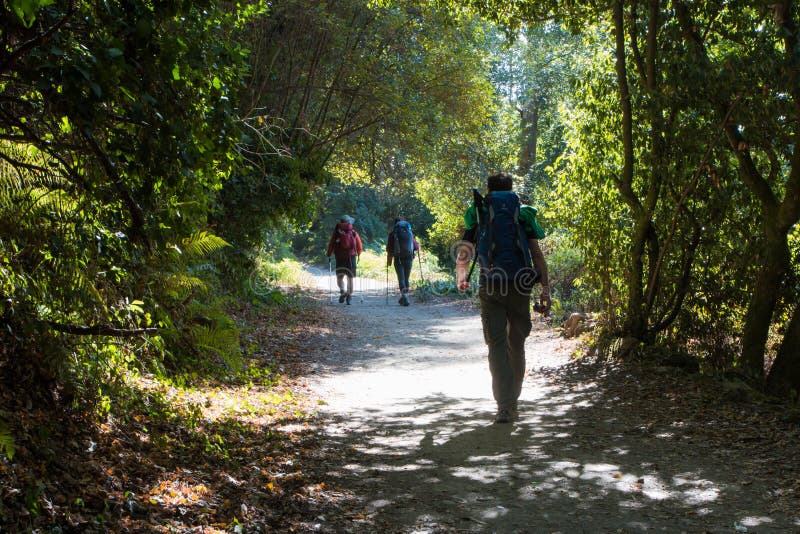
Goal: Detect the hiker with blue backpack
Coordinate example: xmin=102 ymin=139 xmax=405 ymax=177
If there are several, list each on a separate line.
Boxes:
xmin=327 ymin=215 xmax=363 ymax=305
xmin=455 ymin=172 xmax=551 ymax=424
xmin=386 ymin=217 xmax=419 ymax=306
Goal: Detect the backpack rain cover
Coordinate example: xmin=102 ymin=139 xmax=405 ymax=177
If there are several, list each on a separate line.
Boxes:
xmin=334 ymin=222 xmax=356 ymax=259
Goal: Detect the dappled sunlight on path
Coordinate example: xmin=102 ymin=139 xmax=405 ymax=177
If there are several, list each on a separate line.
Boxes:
xmin=300 ymin=267 xmax=799 ymax=532
xmin=318 ymin=372 xmax=792 ymax=532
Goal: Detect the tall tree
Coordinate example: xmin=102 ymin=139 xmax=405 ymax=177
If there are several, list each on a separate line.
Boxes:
xmin=489 ymin=23 xmax=581 ymax=192
xmin=672 ymin=0 xmax=800 ymax=387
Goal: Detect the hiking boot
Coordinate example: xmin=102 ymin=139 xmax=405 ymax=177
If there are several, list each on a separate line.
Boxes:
xmin=346 ymin=294 xmax=352 ymax=305
xmin=494 ymin=408 xmax=517 ymax=424
xmin=399 ymin=294 xmax=409 ymax=306
xmin=339 ymin=291 xmax=346 ymax=303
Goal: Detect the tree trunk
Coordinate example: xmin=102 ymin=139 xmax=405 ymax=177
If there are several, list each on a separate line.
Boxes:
xmin=518 ymin=102 xmax=539 ymax=175
xmin=624 ymin=215 xmax=651 ymax=340
xmin=740 ymin=236 xmax=791 ymax=378
xmin=612 ymin=0 xmax=650 ymax=341
xmin=766 ymin=302 xmax=800 ymax=398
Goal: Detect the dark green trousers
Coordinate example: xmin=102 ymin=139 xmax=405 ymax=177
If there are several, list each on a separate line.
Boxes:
xmin=479 ymin=287 xmax=532 ymax=411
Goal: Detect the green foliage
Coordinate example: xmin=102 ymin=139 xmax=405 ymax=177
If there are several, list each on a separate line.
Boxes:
xmin=235 ymin=0 xmax=499 ymax=267
xmin=189 ymin=320 xmax=242 ymax=373
xmin=293 ymin=178 xmax=435 ymax=262
xmin=354 ymin=250 xmax=387 ymax=281
xmin=541 ymin=229 xmax=599 ymax=314
xmin=213 ymin=155 xmax=330 ymax=282
xmin=468 ymin=0 xmax=800 ymax=385
xmin=258 ymin=257 xmax=308 ymax=287
xmin=146 ymin=231 xmax=243 ymax=373
xmin=490 ymin=23 xmax=583 ymax=194
xmin=4 ymin=0 xmax=53 ymax=27
xmin=0 ymin=0 xmax=257 ymax=406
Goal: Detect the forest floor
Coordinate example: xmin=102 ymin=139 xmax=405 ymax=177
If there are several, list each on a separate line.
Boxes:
xmin=2 ymin=267 xmax=800 ymax=532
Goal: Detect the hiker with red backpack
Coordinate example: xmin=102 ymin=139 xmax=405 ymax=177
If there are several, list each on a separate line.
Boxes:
xmin=326 ymin=215 xmax=363 ymax=305
xmin=455 ymin=172 xmax=551 ymax=424
xmin=386 ymin=216 xmax=419 ymax=306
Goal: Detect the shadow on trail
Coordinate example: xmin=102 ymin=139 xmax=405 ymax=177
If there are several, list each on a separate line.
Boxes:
xmin=315 ymin=362 xmax=795 ymax=532
xmin=310 ymin=298 xmax=483 ymax=375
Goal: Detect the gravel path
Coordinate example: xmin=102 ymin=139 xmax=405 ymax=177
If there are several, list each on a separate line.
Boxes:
xmin=299 ymin=268 xmax=799 ymax=533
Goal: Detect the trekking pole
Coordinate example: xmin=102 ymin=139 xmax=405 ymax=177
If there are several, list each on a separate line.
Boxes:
xmin=328 ymin=257 xmax=333 ymax=304
xmin=417 ymin=250 xmax=427 ymax=285
xmin=358 ymin=255 xmax=364 ymax=304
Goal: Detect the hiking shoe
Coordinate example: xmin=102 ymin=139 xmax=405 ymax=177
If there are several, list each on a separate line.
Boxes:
xmin=346 ymin=294 xmax=351 ymax=305
xmin=399 ymin=294 xmax=409 ymax=306
xmin=494 ymin=408 xmax=517 ymax=424
xmin=339 ymin=292 xmax=346 ymax=303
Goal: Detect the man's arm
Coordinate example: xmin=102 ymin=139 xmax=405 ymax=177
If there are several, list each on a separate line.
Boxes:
xmin=456 ymin=204 xmax=478 ymax=291
xmin=529 ymin=238 xmax=551 ymax=311
xmin=455 ymin=240 xmax=474 ymax=291
xmin=456 ymin=226 xmax=477 ymax=291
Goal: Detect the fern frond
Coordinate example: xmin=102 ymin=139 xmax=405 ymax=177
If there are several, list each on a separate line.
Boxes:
xmin=160 ymin=274 xmax=209 ymax=301
xmin=0 ymin=162 xmax=25 ymax=190
xmin=189 ymin=323 xmax=241 ymax=371
xmin=180 ymin=231 xmax=230 ymax=259
xmin=0 ymin=140 xmax=54 ymax=190
xmin=31 ymin=188 xmax=79 ymax=221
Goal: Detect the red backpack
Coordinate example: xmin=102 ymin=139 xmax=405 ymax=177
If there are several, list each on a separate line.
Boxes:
xmin=334 ymin=222 xmax=356 ymax=258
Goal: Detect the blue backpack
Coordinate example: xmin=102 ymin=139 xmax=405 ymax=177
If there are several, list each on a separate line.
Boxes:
xmin=393 ymin=221 xmax=415 ymax=259
xmin=475 ymin=190 xmax=539 ymax=293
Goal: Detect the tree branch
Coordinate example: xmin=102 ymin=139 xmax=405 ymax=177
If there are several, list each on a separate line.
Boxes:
xmin=81 ymin=128 xmax=150 ymax=249
xmin=46 ymin=321 xmax=157 ymax=337
xmin=652 ymin=227 xmax=702 ymax=332
xmin=0 ymin=3 xmax=76 ymax=75
xmin=644 ymin=99 xmax=737 ymax=310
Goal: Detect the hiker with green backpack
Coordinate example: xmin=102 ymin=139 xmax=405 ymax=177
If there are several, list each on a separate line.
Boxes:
xmin=386 ymin=216 xmax=419 ymax=306
xmin=455 ymin=172 xmax=551 ymax=424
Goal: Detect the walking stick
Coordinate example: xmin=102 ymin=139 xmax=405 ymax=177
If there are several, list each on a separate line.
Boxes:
xmin=417 ymin=250 xmax=427 ymax=286
xmin=358 ymin=255 xmax=364 ymax=303
xmin=328 ymin=256 xmax=333 ymax=304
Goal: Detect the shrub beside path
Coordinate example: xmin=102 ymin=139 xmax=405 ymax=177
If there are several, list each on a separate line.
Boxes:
xmin=299 ymin=267 xmax=800 ymax=533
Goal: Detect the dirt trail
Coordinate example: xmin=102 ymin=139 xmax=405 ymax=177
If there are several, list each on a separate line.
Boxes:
xmin=299 ymin=268 xmax=799 ymax=533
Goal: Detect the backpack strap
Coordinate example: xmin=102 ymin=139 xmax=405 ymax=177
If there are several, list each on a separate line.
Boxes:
xmin=467 ymin=188 xmax=484 ymax=281
xmin=513 ymin=200 xmax=532 ymax=266
xmin=487 ymin=196 xmax=495 ymax=267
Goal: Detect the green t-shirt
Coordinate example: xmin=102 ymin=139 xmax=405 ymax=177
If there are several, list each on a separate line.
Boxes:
xmin=463 ymin=202 xmax=546 ymax=240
